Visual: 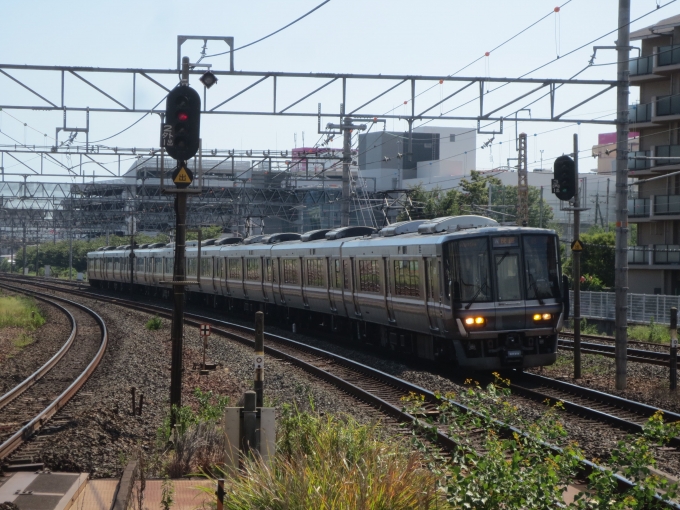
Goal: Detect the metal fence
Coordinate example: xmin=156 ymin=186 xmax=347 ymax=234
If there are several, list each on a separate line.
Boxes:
xmin=573 ymin=290 xmax=680 ymax=325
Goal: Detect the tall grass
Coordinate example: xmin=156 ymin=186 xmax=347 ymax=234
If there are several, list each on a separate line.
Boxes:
xmin=199 ymin=405 xmax=441 ymax=509
xmin=0 ymin=296 xmax=45 ymax=329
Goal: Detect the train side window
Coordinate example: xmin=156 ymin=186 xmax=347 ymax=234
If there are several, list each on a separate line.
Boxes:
xmin=359 ymin=259 xmax=380 ymax=293
xmin=282 ymin=258 xmax=299 ymax=284
xmin=228 ymin=258 xmax=242 ymax=280
xmin=201 ymin=257 xmax=213 ymax=278
xmin=216 ymin=258 xmax=224 ymax=279
xmin=246 ymin=258 xmax=260 ymax=281
xmin=393 ymin=259 xmax=419 ymax=297
xmin=306 ymin=258 xmax=323 ymax=287
xmin=164 ymin=257 xmax=172 ymax=274
xmin=155 ymin=257 xmax=163 ymax=274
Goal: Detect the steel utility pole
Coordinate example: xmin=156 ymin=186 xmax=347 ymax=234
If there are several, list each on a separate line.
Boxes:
xmin=517 ymin=133 xmax=529 ymax=226
xmin=573 ymin=134 xmax=582 ymax=379
xmin=615 ymin=0 xmax=631 ymax=390
xmin=326 ymin=115 xmax=366 ymax=227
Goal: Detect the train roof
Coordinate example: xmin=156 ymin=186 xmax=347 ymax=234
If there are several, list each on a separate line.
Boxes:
xmin=87 ymin=217 xmax=557 ymax=257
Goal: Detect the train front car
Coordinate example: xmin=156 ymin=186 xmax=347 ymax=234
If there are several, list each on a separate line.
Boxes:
xmin=446 ymin=227 xmax=564 ymax=370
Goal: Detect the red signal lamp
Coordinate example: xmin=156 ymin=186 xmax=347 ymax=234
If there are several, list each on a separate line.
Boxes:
xmin=177 ymin=111 xmax=189 ymax=122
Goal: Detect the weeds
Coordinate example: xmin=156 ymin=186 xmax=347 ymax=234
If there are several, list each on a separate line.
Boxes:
xmin=198 ymin=404 xmax=441 ymax=509
xmin=404 ymin=375 xmax=680 ymax=509
xmin=160 ymin=476 xmax=174 ymax=510
xmin=13 ymin=333 xmax=34 ymax=349
xmin=629 ymin=316 xmax=670 ymax=344
xmin=0 ymin=296 xmax=45 ymax=329
xmin=145 ymin=315 xmax=162 ymax=331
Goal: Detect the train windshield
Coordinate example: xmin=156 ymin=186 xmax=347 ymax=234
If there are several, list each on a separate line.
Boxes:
xmin=523 ymin=235 xmax=561 ymax=300
xmin=449 ymin=237 xmax=492 ymax=303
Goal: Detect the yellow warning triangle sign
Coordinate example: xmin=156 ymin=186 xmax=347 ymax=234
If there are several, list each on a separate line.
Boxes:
xmin=571 ymin=239 xmax=583 ymax=252
xmin=173 ymin=166 xmax=192 ymax=185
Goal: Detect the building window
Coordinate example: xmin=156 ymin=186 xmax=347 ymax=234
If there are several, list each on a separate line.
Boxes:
xmin=306 ymin=258 xmax=324 ymax=287
xmin=228 ymin=258 xmax=242 ymax=280
xmin=394 ymin=260 xmax=420 ymax=297
xmin=283 ymin=258 xmax=299 ymax=284
xmin=201 ymin=257 xmax=213 ymax=278
xmin=358 ymin=259 xmax=380 ymax=293
xmin=246 ymin=258 xmax=261 ymax=281
xmin=450 ymin=134 xmax=456 ymax=142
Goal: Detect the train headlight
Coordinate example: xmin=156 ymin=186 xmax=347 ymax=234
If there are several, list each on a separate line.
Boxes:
xmin=533 ymin=313 xmax=552 ymax=322
xmin=464 ymin=317 xmax=486 ymax=327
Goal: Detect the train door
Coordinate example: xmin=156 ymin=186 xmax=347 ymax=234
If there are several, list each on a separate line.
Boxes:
xmin=327 ymin=258 xmax=337 ymax=313
xmin=383 ymin=256 xmax=396 ymax=324
xmin=301 ymin=257 xmax=309 ymax=309
xmin=274 ymin=257 xmax=284 ymax=304
xmin=349 ymin=257 xmax=361 ymax=317
xmin=425 ymin=258 xmax=442 ymax=332
xmin=262 ymin=257 xmax=269 ymax=302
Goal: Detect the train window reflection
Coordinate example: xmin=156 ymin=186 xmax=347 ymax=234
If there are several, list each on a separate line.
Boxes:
xmin=449 ymin=238 xmax=492 ymax=303
xmin=523 ymin=235 xmax=560 ymax=300
xmin=495 ymin=253 xmax=521 ymax=301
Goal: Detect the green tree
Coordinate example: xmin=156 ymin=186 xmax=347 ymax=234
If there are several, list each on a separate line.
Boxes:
xmin=186 ymin=225 xmax=223 ymax=241
xmin=400 ymin=171 xmax=554 ymax=228
xmin=579 ymin=226 xmax=615 ymax=288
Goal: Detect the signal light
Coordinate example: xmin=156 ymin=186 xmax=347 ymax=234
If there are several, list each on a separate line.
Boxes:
xmin=553 ymin=155 xmax=576 ymax=201
xmin=163 ymin=85 xmax=201 ymax=161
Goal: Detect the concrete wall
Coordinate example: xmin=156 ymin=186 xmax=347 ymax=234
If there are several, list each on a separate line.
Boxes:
xmin=629 ymin=268 xmax=665 ymax=295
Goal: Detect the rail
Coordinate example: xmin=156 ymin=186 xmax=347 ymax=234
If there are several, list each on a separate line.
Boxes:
xmin=0 ymin=283 xmax=108 ymax=460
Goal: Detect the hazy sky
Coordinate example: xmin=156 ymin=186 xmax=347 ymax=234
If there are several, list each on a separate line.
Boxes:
xmin=0 ymin=0 xmax=675 ymax=184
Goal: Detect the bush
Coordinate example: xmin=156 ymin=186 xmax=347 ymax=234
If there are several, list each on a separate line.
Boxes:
xmin=145 ymin=316 xmax=162 ymax=331
xmin=199 ymin=405 xmax=441 ymax=509
xmin=405 ymin=376 xmax=680 ymax=509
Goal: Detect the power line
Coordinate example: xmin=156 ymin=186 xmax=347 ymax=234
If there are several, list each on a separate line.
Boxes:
xmin=200 ymin=0 xmax=332 ymax=60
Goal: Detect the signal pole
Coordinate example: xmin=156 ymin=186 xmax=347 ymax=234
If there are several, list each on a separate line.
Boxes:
xmin=164 ymin=56 xmax=202 ymax=422
xmin=615 ymin=0 xmax=631 ymax=390
xmin=573 ymin=134 xmax=582 ymax=379
xmin=517 ymin=133 xmax=529 ymax=226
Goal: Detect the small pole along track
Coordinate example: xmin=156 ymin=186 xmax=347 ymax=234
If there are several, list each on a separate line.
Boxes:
xmin=2 ymin=276 xmax=679 ymax=507
xmin=0 ymin=282 xmax=108 ymax=463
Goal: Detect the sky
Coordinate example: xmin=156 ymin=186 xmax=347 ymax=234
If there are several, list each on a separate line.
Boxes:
xmin=0 ymin=0 xmax=676 ymax=186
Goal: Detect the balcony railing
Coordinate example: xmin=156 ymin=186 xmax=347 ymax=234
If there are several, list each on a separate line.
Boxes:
xmin=654 ymin=245 xmax=680 ymax=264
xmin=629 ymin=103 xmax=652 ymax=123
xmin=629 ymin=150 xmax=651 ymax=170
xmin=655 ymin=145 xmax=680 ymax=166
xmin=629 ymin=55 xmax=654 ymax=76
xmin=658 ymin=45 xmax=680 ymax=67
xmin=656 ymin=95 xmax=680 ymax=117
xmin=654 ymin=195 xmax=680 ymax=215
xmin=628 ymin=246 xmax=649 ymax=264
xmin=628 ymin=198 xmax=650 ymax=217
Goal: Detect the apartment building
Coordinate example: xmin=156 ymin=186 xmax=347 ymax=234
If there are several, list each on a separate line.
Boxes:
xmin=627 ymin=14 xmax=680 ymax=294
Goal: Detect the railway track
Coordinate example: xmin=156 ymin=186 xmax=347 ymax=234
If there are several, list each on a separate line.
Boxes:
xmin=558 ymin=337 xmax=672 ymax=366
xmin=2 ymin=275 xmax=677 ymax=506
xmin=510 ymin=372 xmax=680 ymax=447
xmin=0 ymin=283 xmax=108 ymax=471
